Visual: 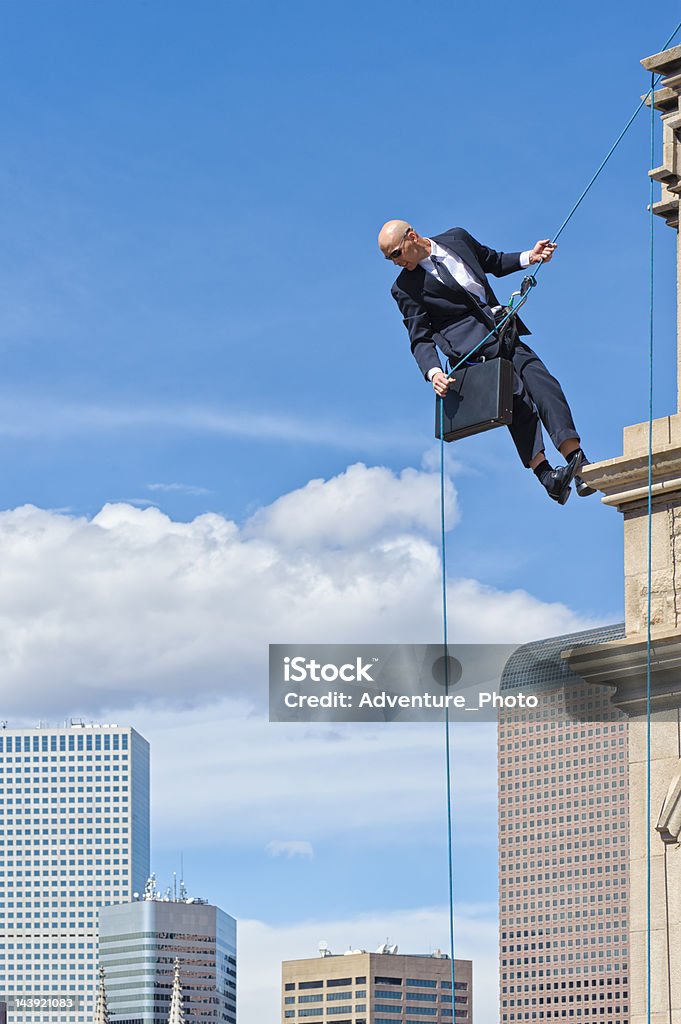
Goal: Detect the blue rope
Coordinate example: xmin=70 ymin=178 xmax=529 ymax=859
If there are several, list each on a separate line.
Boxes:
xmin=439 ymin=399 xmax=458 ymax=1015
xmin=435 ymin=20 xmax=679 ymax=1014
xmin=645 ymin=67 xmax=655 ymax=1024
xmin=546 ymin=19 xmax=681 ymax=251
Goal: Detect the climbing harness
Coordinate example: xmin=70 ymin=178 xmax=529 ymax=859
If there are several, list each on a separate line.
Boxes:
xmin=495 ymin=273 xmax=537 ymax=354
xmin=437 ymin=19 xmax=681 ymax=1020
xmin=435 ymin=275 xmax=536 ymax=443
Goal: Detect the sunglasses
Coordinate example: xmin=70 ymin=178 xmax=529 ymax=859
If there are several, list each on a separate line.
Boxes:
xmin=385 ymin=226 xmax=412 ymax=261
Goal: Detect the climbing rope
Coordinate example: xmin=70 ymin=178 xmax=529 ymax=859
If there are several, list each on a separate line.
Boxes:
xmin=437 ymin=19 xmax=681 ymax=1020
xmin=645 ymin=65 xmax=655 ymax=1024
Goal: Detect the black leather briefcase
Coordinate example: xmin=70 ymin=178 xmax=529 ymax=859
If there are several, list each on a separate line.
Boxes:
xmin=434 ymin=357 xmax=514 ymax=442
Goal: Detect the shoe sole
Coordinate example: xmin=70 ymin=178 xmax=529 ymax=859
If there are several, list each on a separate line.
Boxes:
xmin=575 ymin=477 xmax=597 ymax=497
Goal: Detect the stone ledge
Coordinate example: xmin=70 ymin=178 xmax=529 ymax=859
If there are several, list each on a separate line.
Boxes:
xmin=578 ymin=416 xmax=681 ymax=507
xmin=564 ymin=629 xmax=681 ymax=715
xmin=644 ymin=86 xmax=679 ymax=113
xmin=641 ymin=43 xmax=681 ymax=77
xmin=579 ymin=451 xmax=681 ymax=507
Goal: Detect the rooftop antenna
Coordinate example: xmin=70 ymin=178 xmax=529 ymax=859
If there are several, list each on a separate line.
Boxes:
xmin=179 ymin=851 xmax=189 ymax=901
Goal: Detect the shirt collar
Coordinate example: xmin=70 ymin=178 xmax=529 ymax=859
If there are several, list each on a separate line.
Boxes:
xmin=420 ymin=238 xmax=445 ymax=271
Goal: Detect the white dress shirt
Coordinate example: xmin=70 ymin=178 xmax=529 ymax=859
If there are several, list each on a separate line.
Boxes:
xmin=422 ymin=239 xmax=531 ymax=381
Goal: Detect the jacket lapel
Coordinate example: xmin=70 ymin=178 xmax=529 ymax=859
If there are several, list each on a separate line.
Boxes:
xmin=428 ymin=236 xmax=495 ymax=325
xmin=432 ymin=232 xmax=482 ymax=279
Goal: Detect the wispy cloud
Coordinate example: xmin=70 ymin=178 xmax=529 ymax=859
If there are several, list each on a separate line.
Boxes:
xmin=108 ymin=496 xmax=160 ymax=508
xmin=266 ymin=840 xmax=315 ymax=860
xmin=147 ymin=482 xmax=213 ymax=496
xmin=0 ymin=396 xmax=421 ymax=454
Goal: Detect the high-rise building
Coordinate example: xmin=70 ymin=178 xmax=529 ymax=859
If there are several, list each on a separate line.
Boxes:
xmin=498 ymin=625 xmax=629 ymax=1023
xmin=0 ymin=722 xmax=150 ymax=1024
xmin=99 ymin=889 xmax=236 ymax=1024
xmin=281 ymin=948 xmax=472 ymax=1024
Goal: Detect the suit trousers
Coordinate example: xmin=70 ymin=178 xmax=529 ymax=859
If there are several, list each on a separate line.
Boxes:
xmin=451 ymin=339 xmax=579 ymax=467
xmin=506 ymin=341 xmax=579 ymax=466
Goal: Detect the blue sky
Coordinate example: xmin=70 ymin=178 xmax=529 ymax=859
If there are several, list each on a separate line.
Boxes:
xmin=0 ymin=2 xmax=679 ymax=1020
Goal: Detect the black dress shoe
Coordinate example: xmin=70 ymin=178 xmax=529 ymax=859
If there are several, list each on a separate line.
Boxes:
xmin=542 ymin=463 xmax=577 ymax=505
xmin=574 ymin=455 xmax=597 ymax=497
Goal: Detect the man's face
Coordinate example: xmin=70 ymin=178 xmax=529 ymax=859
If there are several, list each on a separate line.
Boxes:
xmin=383 ymin=228 xmax=421 ymax=271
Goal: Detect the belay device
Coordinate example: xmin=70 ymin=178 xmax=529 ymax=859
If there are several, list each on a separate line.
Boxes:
xmin=435 ymin=275 xmax=536 ymax=443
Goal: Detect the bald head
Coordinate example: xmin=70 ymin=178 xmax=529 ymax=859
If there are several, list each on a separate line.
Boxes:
xmin=378 ymin=219 xmax=430 ymax=271
xmin=378 ymin=219 xmax=412 ymax=253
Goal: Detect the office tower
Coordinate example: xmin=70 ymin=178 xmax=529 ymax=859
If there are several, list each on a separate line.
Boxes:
xmin=281 ymin=947 xmax=472 ymax=1024
xmin=498 ymin=625 xmax=629 ymax=1023
xmin=99 ymin=888 xmax=237 ymax=1024
xmin=0 ymin=722 xmax=150 ymax=1024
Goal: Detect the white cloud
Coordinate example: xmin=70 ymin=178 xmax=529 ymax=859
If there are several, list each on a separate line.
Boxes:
xmin=266 ymin=840 xmax=315 ymax=860
xmin=0 ymin=460 xmax=592 ymax=717
xmin=245 ymin=462 xmax=458 ymax=547
xmin=238 ymin=903 xmax=498 ymax=1024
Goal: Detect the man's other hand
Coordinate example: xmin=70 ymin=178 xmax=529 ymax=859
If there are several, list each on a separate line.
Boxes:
xmin=528 ymin=239 xmax=557 ymax=264
xmin=432 ymin=371 xmax=453 ymax=397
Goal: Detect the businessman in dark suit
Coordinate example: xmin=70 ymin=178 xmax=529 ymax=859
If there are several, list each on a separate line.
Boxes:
xmin=378 ymin=220 xmax=594 ymax=504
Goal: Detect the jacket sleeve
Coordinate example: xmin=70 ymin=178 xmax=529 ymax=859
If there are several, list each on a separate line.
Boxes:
xmin=391 ymin=281 xmax=443 ymax=380
xmin=459 ymin=228 xmax=522 ymax=278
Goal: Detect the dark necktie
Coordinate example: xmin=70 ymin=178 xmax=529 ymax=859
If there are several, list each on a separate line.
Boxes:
xmin=430 ymin=253 xmax=495 ymax=331
xmin=430 ymin=254 xmax=461 ymax=293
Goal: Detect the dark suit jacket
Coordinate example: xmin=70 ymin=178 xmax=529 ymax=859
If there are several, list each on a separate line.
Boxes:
xmin=390 ymin=227 xmax=531 ymax=379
